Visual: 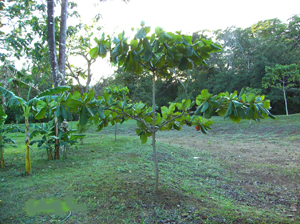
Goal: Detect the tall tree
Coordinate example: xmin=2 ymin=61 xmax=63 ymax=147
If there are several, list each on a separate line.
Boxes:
xmin=47 ymin=0 xmax=68 ymax=87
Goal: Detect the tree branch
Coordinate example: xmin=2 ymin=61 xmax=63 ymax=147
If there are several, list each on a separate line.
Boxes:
xmin=108 ymin=108 xmax=153 ymax=132
xmin=156 ymin=111 xmax=190 ymax=133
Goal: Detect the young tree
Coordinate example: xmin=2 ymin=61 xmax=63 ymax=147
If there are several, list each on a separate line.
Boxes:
xmin=91 ymin=24 xmax=276 ymax=192
xmin=66 ymin=24 xmax=107 ymax=94
xmin=262 ymin=64 xmax=300 ymax=116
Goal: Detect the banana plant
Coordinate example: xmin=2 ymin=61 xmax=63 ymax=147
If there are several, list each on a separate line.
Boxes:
xmin=34 ymin=87 xmax=72 ymax=159
xmin=0 ymin=86 xmax=70 ymax=174
xmin=30 ymin=120 xmax=85 ymax=160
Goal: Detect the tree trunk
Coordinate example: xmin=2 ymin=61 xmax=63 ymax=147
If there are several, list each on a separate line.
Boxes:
xmin=47 ymin=1 xmax=68 ymax=158
xmin=58 ymin=0 xmax=68 ymax=86
xmin=152 ymin=71 xmax=159 ymax=193
xmin=47 ymin=0 xmax=59 ymax=87
xmin=85 ymin=60 xmax=92 ymax=93
xmin=283 ymin=84 xmax=289 ymax=116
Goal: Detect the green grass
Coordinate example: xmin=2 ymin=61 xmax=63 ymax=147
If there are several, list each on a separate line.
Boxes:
xmin=1 ymin=114 xmax=300 ymax=223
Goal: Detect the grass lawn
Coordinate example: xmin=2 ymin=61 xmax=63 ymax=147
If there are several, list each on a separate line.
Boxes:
xmin=0 ymin=114 xmax=300 ymax=223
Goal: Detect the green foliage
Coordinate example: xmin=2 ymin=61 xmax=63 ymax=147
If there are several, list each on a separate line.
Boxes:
xmin=262 ymin=64 xmax=300 ymax=115
xmin=89 ymin=24 xmax=276 ymax=192
xmin=4 ymin=105 xmax=24 ymax=124
xmin=30 ymin=121 xmax=85 ymax=160
xmin=104 ymin=85 xmax=129 ymax=100
xmin=97 ymin=25 xmax=221 ymax=77
xmin=0 ymin=85 xmax=72 ymax=172
xmin=0 ymin=105 xmax=24 ymax=168
xmin=262 ymin=64 xmax=299 ymax=90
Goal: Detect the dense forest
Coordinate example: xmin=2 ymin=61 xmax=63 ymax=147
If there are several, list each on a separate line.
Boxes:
xmin=1 ymin=1 xmax=300 ymax=123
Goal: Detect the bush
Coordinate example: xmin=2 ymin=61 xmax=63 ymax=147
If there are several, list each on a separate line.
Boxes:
xmin=5 ymin=105 xmax=24 ymax=124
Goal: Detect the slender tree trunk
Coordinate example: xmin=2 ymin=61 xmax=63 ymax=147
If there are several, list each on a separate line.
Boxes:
xmin=47 ymin=0 xmax=59 ymax=87
xmin=152 ymin=71 xmax=159 ymax=193
xmin=25 ymin=114 xmax=31 ymax=175
xmin=283 ymin=85 xmax=289 ymax=116
xmin=66 ymin=60 xmax=84 ymax=94
xmin=58 ymin=0 xmax=68 ymax=86
xmin=85 ymin=60 xmax=92 ymax=93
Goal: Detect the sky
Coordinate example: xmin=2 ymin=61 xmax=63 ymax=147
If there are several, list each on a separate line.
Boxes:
xmin=78 ymin=0 xmax=300 ymax=33
xmin=72 ymin=0 xmax=300 ymax=82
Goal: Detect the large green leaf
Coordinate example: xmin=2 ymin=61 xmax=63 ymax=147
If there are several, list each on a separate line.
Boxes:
xmin=70 ymin=134 xmax=86 ymax=141
xmin=98 ymin=108 xmax=105 ymax=119
xmin=178 ymin=56 xmax=188 ymax=70
xmin=230 ymin=114 xmax=241 ymax=123
xmin=37 ymin=86 xmax=71 ymax=98
xmin=80 ymin=106 xmax=88 ymax=126
xmin=144 ymin=51 xmax=152 ymax=62
xmin=54 ymin=105 xmax=62 ymax=117
xmin=36 ymin=101 xmax=47 ymax=110
xmin=155 ymin=56 xmax=166 ymax=68
xmin=130 ymin=39 xmax=138 ymax=49
xmin=224 ymin=102 xmax=233 ymax=118
xmin=35 ymin=107 xmax=47 ymax=120
xmin=61 ymin=106 xmax=69 ymax=119
xmin=136 ymin=28 xmax=146 ymax=39
xmin=143 ymin=38 xmax=152 ymax=51
xmin=155 ymin=26 xmax=163 ymax=36
xmin=99 ymin=44 xmax=107 ymax=57
xmin=90 ymin=47 xmax=98 ymax=58
xmin=161 ymin=106 xmax=168 ymax=119
xmin=0 ymin=86 xmax=25 ymax=106
xmin=66 ymin=99 xmax=82 ymax=109
xmin=140 ymin=131 xmax=147 ymax=144
xmin=181 ymin=99 xmax=191 ymax=110
xmin=200 ymin=89 xmax=211 ymax=100
xmin=131 ymin=50 xmax=140 ymax=62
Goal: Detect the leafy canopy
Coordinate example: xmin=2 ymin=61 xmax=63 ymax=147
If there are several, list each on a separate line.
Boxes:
xmin=91 ymin=23 xmax=222 ymax=77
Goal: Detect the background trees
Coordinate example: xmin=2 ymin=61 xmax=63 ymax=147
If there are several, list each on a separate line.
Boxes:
xmin=106 ymin=16 xmax=300 ymax=115
xmin=262 ymin=64 xmax=300 ymax=116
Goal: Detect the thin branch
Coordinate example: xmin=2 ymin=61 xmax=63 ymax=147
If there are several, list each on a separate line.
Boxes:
xmin=156 ymin=111 xmax=190 ymax=133
xmin=108 ymin=108 xmax=153 ymax=132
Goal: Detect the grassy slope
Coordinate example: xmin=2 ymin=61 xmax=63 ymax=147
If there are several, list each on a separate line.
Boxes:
xmin=0 ymin=114 xmax=299 ymax=223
